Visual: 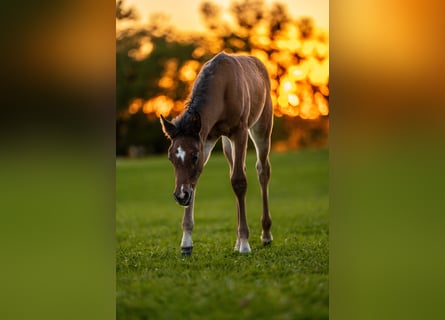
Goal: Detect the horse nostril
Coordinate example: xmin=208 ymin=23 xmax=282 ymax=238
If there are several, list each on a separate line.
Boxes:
xmin=173 ymin=190 xmax=191 ymax=206
xmin=173 ymin=192 xmax=187 ymax=200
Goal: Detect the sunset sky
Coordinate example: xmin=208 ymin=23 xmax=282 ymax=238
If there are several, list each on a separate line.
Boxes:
xmin=124 ymin=0 xmax=329 ymax=32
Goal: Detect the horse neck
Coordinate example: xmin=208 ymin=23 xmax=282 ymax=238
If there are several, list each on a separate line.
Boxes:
xmin=190 ymin=77 xmax=225 ymax=142
xmin=197 ymin=105 xmax=224 ymax=143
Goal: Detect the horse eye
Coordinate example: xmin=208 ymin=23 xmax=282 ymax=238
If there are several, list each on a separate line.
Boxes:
xmin=192 ymin=153 xmax=199 ymax=162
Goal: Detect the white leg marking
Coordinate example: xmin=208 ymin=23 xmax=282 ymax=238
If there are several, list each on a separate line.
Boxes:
xmin=261 ymin=232 xmax=273 ymax=245
xmin=234 ymin=238 xmax=251 ymax=253
xmin=239 ymin=238 xmax=251 ymax=253
xmin=181 ymin=231 xmax=193 ymax=248
xmin=176 ymin=146 xmax=186 ymax=163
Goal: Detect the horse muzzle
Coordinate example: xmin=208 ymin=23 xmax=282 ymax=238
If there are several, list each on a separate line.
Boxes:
xmin=173 ymin=188 xmax=192 ymax=206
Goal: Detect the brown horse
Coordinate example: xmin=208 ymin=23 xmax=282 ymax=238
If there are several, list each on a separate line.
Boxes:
xmin=160 ymin=52 xmax=273 ymax=255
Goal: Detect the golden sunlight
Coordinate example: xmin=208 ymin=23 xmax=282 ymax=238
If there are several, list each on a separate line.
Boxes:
xmin=128 ymin=37 xmax=153 ymax=61
xmin=288 ymin=94 xmax=300 ymax=107
xmin=128 ymin=98 xmax=143 ymax=114
xmin=158 ymin=76 xmax=175 ymax=89
xmin=179 ymin=60 xmax=201 ymax=83
xmin=142 ymin=95 xmax=175 ymax=117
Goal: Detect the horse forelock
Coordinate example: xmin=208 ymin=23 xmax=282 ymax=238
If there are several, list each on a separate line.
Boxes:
xmin=171 ymin=110 xmax=201 ymax=139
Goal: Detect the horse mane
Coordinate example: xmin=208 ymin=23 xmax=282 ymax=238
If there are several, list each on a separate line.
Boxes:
xmin=172 ymin=53 xmax=226 ymax=138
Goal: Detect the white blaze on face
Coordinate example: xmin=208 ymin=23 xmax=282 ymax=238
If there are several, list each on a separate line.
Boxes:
xmin=176 ymin=146 xmax=186 ymax=163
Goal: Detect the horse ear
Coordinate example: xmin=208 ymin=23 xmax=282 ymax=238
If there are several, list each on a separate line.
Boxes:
xmin=160 ymin=115 xmax=176 ymax=140
xmin=190 ymin=112 xmax=201 ymax=136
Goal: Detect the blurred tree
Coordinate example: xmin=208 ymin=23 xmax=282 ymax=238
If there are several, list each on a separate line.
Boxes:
xmin=268 ymin=2 xmax=290 ymax=35
xmin=230 ymin=0 xmax=264 ymax=30
xmin=297 ymin=17 xmax=314 ymax=39
xmin=200 ymin=1 xmax=227 ymax=33
xmin=116 ymin=0 xmax=137 ymax=21
xmin=116 ymin=1 xmax=204 ymax=155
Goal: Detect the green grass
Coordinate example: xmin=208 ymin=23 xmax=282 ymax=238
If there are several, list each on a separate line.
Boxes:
xmin=116 ymin=149 xmax=329 ymax=320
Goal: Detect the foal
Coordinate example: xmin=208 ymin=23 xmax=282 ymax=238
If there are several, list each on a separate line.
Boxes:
xmin=160 ymin=52 xmax=273 ymax=255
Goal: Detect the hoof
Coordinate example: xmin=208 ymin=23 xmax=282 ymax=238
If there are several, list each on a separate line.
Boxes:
xmin=261 ymin=233 xmax=273 ymax=246
xmin=181 ymin=246 xmax=193 ymax=256
xmin=238 ymin=239 xmax=251 ymax=253
xmin=239 ymin=247 xmax=251 ymax=254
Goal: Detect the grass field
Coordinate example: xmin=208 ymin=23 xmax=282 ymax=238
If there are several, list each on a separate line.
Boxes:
xmin=116 ymin=149 xmax=329 ymax=320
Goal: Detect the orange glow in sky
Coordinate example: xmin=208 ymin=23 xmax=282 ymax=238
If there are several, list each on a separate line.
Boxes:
xmin=124 ymin=0 xmax=329 ymax=32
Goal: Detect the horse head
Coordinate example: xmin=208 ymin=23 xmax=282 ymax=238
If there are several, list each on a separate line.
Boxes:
xmin=160 ymin=113 xmax=204 ymax=206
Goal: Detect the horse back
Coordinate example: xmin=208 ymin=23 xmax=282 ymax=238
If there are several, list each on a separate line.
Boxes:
xmin=210 ymin=53 xmax=270 ymax=126
xmin=193 ymin=52 xmax=271 ymax=140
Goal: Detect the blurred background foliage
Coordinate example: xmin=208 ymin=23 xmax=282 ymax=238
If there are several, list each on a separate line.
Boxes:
xmin=116 ymin=0 xmax=329 ymax=156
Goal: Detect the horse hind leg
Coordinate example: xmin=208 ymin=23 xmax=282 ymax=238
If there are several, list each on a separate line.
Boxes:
xmin=249 ymin=121 xmax=273 ymax=246
xmin=258 ymin=155 xmax=273 ymax=246
xmin=225 ymin=133 xmax=251 ymax=253
xmin=223 ymin=136 xmax=245 ymax=252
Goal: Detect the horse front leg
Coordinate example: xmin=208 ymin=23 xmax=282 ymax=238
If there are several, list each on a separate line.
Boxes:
xmin=180 ymin=140 xmax=215 ymax=256
xmin=230 ymin=132 xmax=251 ymax=253
xmin=180 ymin=192 xmax=195 ymax=256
